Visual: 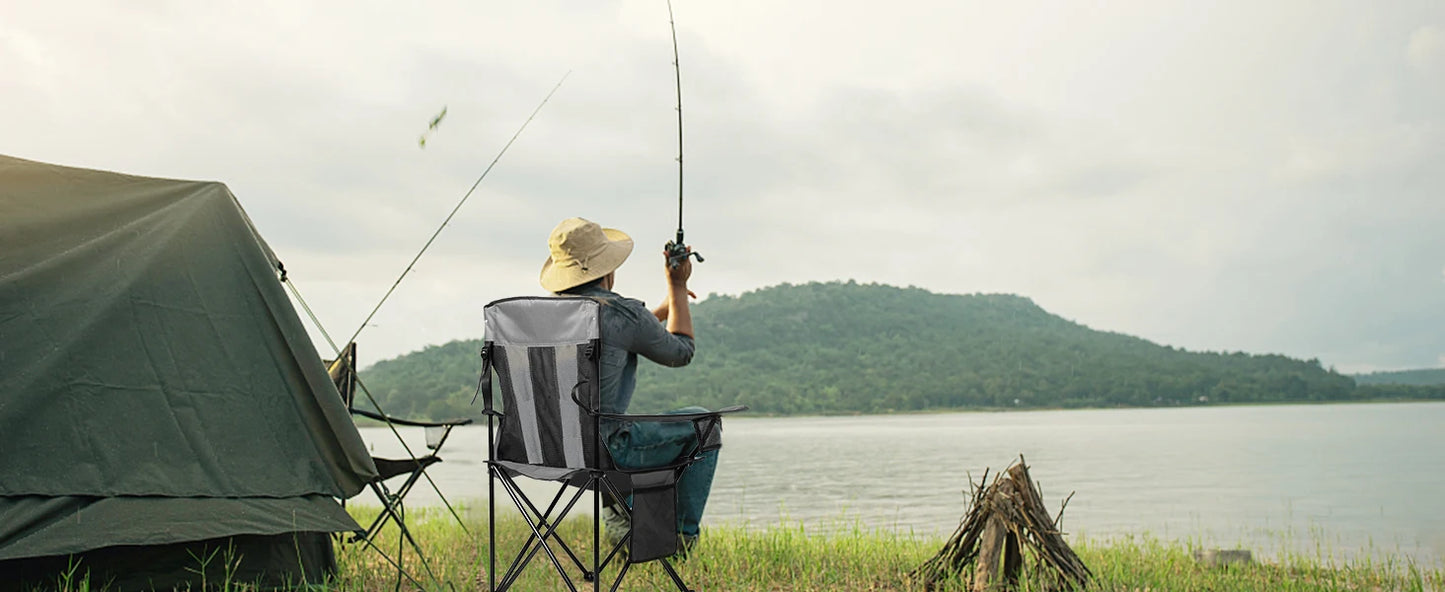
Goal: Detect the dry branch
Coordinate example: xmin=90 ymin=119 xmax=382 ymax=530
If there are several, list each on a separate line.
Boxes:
xmin=910 ymin=456 xmax=1090 ymax=592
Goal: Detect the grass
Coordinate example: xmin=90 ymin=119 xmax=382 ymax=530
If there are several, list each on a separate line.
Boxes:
xmin=338 ymin=507 xmax=1443 ymax=591
xmin=1075 ymin=534 xmax=1439 ymax=592
xmin=31 ymin=508 xmax=1444 ymax=591
xmin=338 ymin=511 xmax=934 ymax=591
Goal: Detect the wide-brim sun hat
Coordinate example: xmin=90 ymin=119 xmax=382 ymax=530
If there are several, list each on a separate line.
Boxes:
xmin=539 ymin=217 xmax=634 ymax=292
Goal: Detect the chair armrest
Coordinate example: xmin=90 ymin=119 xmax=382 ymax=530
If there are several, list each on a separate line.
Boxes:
xmin=594 ymin=405 xmax=748 ymax=422
xmin=350 ymin=407 xmax=475 ymax=428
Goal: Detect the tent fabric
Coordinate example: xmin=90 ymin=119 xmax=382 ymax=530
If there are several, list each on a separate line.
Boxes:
xmin=0 ymin=532 xmax=339 ymax=592
xmin=0 ymin=495 xmax=357 ymax=561
xmin=0 ymin=154 xmax=379 ymax=564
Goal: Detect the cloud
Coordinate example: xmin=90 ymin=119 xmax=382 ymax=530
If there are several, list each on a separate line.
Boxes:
xmin=4 ymin=0 xmax=1444 ymax=371
xmin=1408 ymin=25 xmax=1445 ymax=73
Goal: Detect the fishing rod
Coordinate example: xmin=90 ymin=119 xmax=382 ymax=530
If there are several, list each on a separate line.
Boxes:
xmin=664 ymin=0 xmax=703 ymax=270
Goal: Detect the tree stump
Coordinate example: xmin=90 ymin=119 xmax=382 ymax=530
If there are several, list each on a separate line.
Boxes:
xmin=911 ymin=456 xmax=1090 ymax=592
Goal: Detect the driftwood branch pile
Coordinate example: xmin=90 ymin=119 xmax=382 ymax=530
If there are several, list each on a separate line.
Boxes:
xmin=911 ymin=456 xmax=1091 ymax=591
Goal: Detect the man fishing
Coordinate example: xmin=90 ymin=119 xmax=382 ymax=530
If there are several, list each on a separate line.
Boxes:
xmin=539 ymin=216 xmax=716 ymax=554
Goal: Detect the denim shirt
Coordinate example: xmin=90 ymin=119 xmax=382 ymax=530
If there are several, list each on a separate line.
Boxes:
xmin=563 ymin=284 xmax=694 ymax=416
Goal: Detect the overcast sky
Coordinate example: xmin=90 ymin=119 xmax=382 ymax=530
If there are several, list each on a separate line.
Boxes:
xmin=4 ymin=0 xmax=1443 ymax=373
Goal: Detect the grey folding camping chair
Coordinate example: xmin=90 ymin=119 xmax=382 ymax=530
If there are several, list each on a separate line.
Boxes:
xmin=480 ymin=296 xmax=745 ymax=592
xmin=326 ymin=342 xmax=473 ymax=547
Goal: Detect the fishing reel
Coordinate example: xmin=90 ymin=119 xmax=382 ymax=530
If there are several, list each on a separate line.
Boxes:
xmin=665 ymin=231 xmax=704 ymax=270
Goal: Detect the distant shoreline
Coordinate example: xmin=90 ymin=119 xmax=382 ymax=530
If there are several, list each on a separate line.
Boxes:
xmin=685 ymin=396 xmax=1445 ymax=419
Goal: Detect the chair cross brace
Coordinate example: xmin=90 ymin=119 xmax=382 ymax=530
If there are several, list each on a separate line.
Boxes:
xmin=493 ymin=470 xmax=593 ymax=591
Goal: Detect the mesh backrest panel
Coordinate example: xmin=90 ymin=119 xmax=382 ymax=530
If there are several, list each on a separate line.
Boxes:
xmin=485 ymin=297 xmax=600 ymax=346
xmin=484 ymin=297 xmax=602 ymax=471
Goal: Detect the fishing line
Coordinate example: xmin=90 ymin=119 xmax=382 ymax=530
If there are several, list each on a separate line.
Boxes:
xmin=278 ymin=74 xmax=568 ymax=540
xmin=344 ymin=71 xmax=570 ymax=349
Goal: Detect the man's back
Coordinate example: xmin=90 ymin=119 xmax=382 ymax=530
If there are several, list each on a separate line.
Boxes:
xmin=564 ymin=282 xmax=694 ymax=415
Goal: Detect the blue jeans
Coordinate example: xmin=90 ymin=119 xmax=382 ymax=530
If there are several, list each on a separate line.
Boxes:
xmin=604 ymin=406 xmax=718 ymax=537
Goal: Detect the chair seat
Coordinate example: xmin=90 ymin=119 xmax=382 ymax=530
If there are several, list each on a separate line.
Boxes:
xmin=490 ymin=460 xmax=588 ymax=483
xmin=372 ymin=456 xmax=442 ymax=481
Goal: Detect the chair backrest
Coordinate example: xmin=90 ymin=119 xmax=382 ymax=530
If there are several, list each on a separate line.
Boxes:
xmin=325 ymin=342 xmax=359 ymax=409
xmin=482 ymin=296 xmax=605 ymax=472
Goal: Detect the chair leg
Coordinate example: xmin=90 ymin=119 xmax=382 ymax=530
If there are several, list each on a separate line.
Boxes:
xmin=597 ymin=478 xmax=633 ymax=568
xmin=354 ymin=533 xmax=428 ymax=590
xmin=516 ymin=478 xmax=591 ymax=574
xmin=497 ymin=477 xmax=581 ymax=586
xmin=494 ymin=476 xmax=560 ymax=591
xmin=359 ymin=482 xmax=444 ymax=587
xmin=658 ymin=557 xmax=694 ymax=592
xmin=489 ymin=465 xmax=497 ymax=592
xmin=592 ymin=483 xmax=601 ymax=592
xmin=358 ymin=474 xmax=431 ymax=544
xmin=397 ymin=458 xmax=473 ymax=536
xmin=494 ymin=472 xmax=594 ymax=592
xmin=356 ymin=481 xmax=393 ymax=543
xmin=607 ymin=561 xmax=633 ymax=592
xmin=599 ymin=532 xmax=630 ymax=573
xmin=500 ymin=505 xmax=579 ymax=590
xmin=381 ymin=485 xmax=442 ymax=578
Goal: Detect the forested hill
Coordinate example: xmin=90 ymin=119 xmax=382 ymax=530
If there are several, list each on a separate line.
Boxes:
xmin=356 ymin=281 xmax=1425 ymax=420
xmin=629 ymin=282 xmax=1357 ymax=413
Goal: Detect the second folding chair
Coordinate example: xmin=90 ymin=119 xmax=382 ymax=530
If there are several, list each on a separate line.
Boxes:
xmin=326 ymin=343 xmax=473 ymax=547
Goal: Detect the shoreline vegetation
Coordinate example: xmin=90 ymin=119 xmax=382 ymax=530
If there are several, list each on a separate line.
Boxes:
xmin=39 ymin=510 xmax=1442 ymax=591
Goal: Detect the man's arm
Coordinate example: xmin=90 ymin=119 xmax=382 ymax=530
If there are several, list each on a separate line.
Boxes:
xmin=660 ymin=247 xmax=693 ymax=337
xmin=651 ymin=291 xmax=696 ymax=323
xmin=651 ymin=249 xmax=695 ymax=324
xmin=631 ymin=246 xmax=696 ymax=368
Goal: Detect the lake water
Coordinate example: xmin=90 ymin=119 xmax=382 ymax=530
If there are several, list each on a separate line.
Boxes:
xmin=357 ymin=401 xmax=1445 ymax=566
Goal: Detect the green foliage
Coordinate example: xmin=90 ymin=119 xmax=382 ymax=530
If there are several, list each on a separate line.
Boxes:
xmin=1353 ymin=367 xmax=1445 ymax=386
xmin=634 ymin=281 xmax=1361 ymax=414
xmin=356 ymin=339 xmax=484 ymax=421
xmin=1352 ymin=383 xmax=1445 ymax=401
xmin=358 ymin=281 xmax=1424 ymax=420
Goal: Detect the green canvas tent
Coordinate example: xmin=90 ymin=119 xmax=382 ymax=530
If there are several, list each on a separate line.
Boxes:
xmin=0 ymin=155 xmax=380 ymax=589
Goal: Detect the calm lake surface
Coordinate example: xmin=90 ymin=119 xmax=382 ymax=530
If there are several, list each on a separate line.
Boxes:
xmin=358 ymin=401 xmax=1445 ymax=565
